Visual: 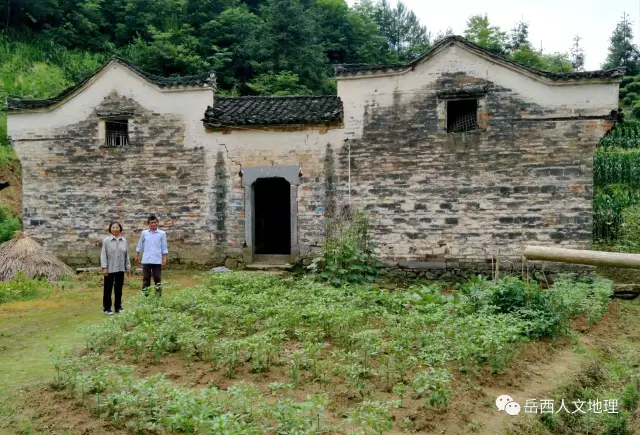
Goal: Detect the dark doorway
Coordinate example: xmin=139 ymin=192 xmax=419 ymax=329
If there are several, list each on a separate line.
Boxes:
xmin=254 ymin=177 xmax=291 ymax=255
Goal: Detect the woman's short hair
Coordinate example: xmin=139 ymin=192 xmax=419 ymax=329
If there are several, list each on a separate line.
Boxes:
xmin=108 ymin=221 xmax=123 ymax=233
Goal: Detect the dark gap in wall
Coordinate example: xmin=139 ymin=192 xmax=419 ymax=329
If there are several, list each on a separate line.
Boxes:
xmin=105 ymin=119 xmax=129 ymax=146
xmin=254 ymin=177 xmax=291 ymax=255
xmin=447 ymin=99 xmax=478 ymax=133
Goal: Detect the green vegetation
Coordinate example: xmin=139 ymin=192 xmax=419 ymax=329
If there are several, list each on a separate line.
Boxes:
xmin=0 ymin=144 xmax=18 ymax=165
xmin=308 ymin=211 xmax=381 ymax=286
xmin=0 ymin=273 xmax=51 ymax=304
xmin=0 ymin=204 xmax=20 ymax=243
xmin=0 ymin=33 xmax=106 ymax=154
xmin=507 ymin=302 xmax=640 ymax=435
xmin=40 ymin=272 xmax=612 ymax=432
xmin=594 ymin=122 xmax=640 ymax=252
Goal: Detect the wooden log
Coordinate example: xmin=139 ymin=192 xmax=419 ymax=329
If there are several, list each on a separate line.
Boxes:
xmin=524 ymin=246 xmax=640 ymax=269
xmin=75 ymin=267 xmax=103 ymax=273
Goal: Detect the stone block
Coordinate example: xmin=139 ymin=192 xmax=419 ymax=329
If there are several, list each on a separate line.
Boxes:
xmin=398 ymin=261 xmax=446 ymax=270
xmin=225 ymin=258 xmax=239 ymax=269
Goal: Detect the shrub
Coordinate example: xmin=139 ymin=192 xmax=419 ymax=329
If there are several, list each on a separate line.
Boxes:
xmin=620 ymin=76 xmax=634 ymax=88
xmin=0 ymin=272 xmax=49 ymax=304
xmin=625 ymin=81 xmax=640 ymax=94
xmin=464 ymin=276 xmax=612 ymax=339
xmin=621 ymin=384 xmax=640 ymax=411
xmin=623 ymin=92 xmax=639 ymax=106
xmin=307 ymin=209 xmax=381 ymax=286
xmin=0 ymin=204 xmax=21 ymax=243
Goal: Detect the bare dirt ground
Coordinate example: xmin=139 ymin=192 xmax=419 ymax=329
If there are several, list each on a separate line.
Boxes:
xmin=0 ymin=161 xmax=21 ymax=217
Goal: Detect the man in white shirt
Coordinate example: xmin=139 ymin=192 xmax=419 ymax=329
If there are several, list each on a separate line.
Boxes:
xmin=135 ymin=215 xmax=168 ymax=296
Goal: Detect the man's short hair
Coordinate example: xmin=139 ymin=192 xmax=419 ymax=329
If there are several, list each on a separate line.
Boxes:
xmin=148 ymin=215 xmax=158 ymax=223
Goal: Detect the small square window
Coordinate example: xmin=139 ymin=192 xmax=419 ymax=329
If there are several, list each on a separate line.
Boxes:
xmin=447 ymin=99 xmax=478 ymax=133
xmin=105 ymin=119 xmax=129 ymax=147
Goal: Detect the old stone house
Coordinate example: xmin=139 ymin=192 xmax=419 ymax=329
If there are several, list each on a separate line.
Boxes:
xmin=6 ymin=36 xmax=624 ymax=275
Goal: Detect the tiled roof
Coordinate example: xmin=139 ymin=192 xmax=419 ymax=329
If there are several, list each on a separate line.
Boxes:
xmin=203 ymin=96 xmax=343 ymax=128
xmin=6 ymin=56 xmax=216 ymax=112
xmin=334 ymin=35 xmax=627 ymax=81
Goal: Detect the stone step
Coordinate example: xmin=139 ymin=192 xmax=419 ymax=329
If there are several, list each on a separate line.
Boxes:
xmin=245 ymin=263 xmax=293 ymax=271
xmin=253 ymin=254 xmax=292 ymax=264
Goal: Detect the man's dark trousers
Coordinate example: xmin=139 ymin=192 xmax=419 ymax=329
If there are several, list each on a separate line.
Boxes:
xmin=104 ymin=271 xmax=124 ymax=312
xmin=142 ymin=264 xmax=162 ymax=296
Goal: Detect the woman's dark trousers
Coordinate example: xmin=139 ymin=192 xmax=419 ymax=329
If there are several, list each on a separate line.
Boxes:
xmin=104 ymin=271 xmax=124 ymax=312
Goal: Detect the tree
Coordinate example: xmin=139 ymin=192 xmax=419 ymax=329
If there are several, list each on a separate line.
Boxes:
xmin=373 ymin=0 xmax=430 ymax=62
xmin=603 ymin=12 xmax=640 ymax=75
xmin=252 ymin=0 xmax=331 ymax=93
xmin=119 ymin=24 xmax=209 ymax=76
xmin=511 ymin=46 xmax=545 ymax=69
xmin=509 ymin=19 xmax=530 ymax=51
xmin=433 ymin=27 xmax=453 ymax=44
xmin=199 ymin=5 xmax=262 ymax=91
xmin=570 ymin=34 xmax=585 ymax=71
xmin=542 ymin=52 xmax=573 ymax=72
xmin=247 ymin=71 xmax=313 ymax=95
xmin=463 ymin=14 xmax=507 ymax=55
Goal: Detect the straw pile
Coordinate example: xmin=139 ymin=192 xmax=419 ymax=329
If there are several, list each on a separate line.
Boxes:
xmin=0 ymin=231 xmax=72 ymax=281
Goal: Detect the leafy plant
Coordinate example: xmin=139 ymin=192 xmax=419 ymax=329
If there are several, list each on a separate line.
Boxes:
xmin=411 ymin=368 xmax=452 ymax=409
xmin=347 ymin=400 xmax=399 ymax=434
xmin=0 ymin=272 xmax=50 ymax=304
xmin=0 ymin=204 xmax=21 ymax=244
xmin=308 ymin=210 xmax=381 ymax=286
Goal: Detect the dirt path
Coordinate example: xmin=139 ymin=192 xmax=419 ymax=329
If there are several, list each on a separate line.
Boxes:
xmin=473 ymin=342 xmax=584 ymax=435
xmin=449 ymin=303 xmax=627 ymax=435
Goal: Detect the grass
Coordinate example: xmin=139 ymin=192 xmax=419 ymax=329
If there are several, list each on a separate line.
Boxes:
xmin=0 ymin=145 xmax=18 ymax=166
xmin=0 ymin=270 xmax=202 ymax=388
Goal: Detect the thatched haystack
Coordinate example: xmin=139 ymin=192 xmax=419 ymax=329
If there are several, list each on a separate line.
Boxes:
xmin=0 ymin=231 xmax=73 ymax=281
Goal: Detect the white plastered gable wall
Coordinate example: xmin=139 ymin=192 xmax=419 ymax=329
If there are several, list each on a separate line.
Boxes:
xmin=337 ymin=41 xmax=621 ymax=141
xmin=7 ymin=60 xmax=214 ymax=148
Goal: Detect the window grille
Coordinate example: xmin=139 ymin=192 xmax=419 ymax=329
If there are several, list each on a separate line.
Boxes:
xmin=447 ymin=99 xmax=478 ymax=133
xmin=105 ymin=119 xmax=129 ymax=147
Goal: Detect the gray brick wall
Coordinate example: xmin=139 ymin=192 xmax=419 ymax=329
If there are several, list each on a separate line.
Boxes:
xmin=334 ymin=74 xmax=612 ymax=275
xmin=17 ymin=91 xmax=212 ymax=265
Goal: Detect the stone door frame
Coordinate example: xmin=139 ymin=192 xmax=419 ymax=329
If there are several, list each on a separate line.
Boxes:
xmin=242 ymin=165 xmax=300 ymax=263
